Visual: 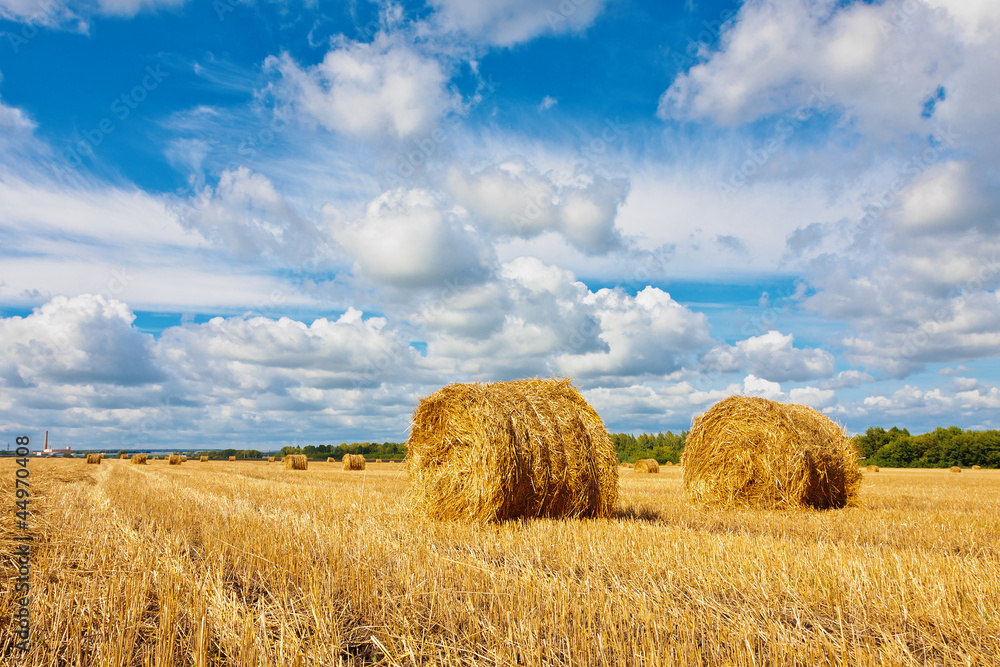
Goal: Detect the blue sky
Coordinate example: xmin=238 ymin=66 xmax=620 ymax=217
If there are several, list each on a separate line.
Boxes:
xmin=1 ymin=0 xmax=999 ymax=450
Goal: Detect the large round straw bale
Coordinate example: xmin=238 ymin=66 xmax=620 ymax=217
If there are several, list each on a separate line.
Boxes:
xmin=285 ymin=454 xmax=308 ymax=470
xmin=131 ymin=454 xmax=148 ymax=465
xmin=199 ymin=456 xmax=208 ymax=462
xmin=228 ymin=456 xmax=236 ymax=462
xmin=972 ymin=465 xmax=982 ymax=470
xmin=86 ymin=454 xmax=101 ymax=464
xmin=866 ymin=464 xmax=879 ymax=472
xmin=634 ymin=458 xmax=659 ymax=473
xmin=342 ymin=453 xmax=366 ymax=470
xmin=682 ymin=396 xmax=861 ymax=509
xmin=268 ymin=456 xmax=275 ymax=463
xmin=950 ymin=466 xmax=961 ymax=473
xmin=168 ymin=454 xmax=182 ymax=465
xmin=327 ymin=457 xmax=335 ymax=463
xmin=406 ymin=378 xmax=619 ymax=522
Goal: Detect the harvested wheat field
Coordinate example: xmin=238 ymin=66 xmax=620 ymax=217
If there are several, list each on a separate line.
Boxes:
xmin=1 ymin=460 xmax=999 ymax=666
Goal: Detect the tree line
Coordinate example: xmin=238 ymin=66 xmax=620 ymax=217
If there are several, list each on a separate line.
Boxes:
xmin=279 ymin=441 xmax=407 ymax=460
xmin=90 ymin=426 xmax=999 ymax=468
xmin=853 ymin=426 xmax=1000 ymax=468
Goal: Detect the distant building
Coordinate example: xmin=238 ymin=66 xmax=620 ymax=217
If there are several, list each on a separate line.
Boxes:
xmin=36 ymin=430 xmax=72 ymax=456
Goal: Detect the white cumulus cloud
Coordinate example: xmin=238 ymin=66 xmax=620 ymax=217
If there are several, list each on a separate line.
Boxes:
xmin=268 ymin=33 xmax=459 ymax=141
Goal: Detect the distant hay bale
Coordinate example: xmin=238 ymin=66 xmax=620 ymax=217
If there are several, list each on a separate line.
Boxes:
xmin=620 ymin=461 xmax=628 ymax=467
xmin=119 ymin=454 xmax=128 ymax=460
xmin=950 ymin=466 xmax=961 ymax=473
xmin=131 ymin=454 xmax=148 ymax=465
xmin=284 ymin=454 xmax=308 ymax=470
xmin=682 ymin=396 xmax=861 ymax=510
xmin=199 ymin=456 xmax=208 ymax=462
xmin=664 ymin=460 xmax=674 ymax=467
xmin=268 ymin=456 xmax=275 ymax=463
xmin=180 ymin=455 xmax=187 ymax=462
xmin=376 ymin=458 xmax=382 ymax=463
xmin=151 ymin=456 xmax=157 ymax=461
xmin=342 ymin=453 xmax=366 ymax=471
xmin=866 ymin=464 xmax=879 ymax=472
xmin=228 ymin=456 xmax=236 ymax=462
xmin=86 ymin=454 xmax=101 ymax=464
xmin=634 ymin=458 xmax=659 ymax=473
xmin=972 ymin=465 xmax=982 ymax=470
xmin=168 ymin=454 xmax=182 ymax=465
xmin=406 ymin=378 xmax=619 ymax=522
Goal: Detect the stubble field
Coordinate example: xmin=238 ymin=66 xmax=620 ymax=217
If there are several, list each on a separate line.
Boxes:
xmin=1 ymin=458 xmax=998 ymax=666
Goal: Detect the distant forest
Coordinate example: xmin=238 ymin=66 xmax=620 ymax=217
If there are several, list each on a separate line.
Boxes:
xmin=853 ymin=426 xmax=1000 ymax=468
xmin=169 ymin=426 xmax=1000 ymax=468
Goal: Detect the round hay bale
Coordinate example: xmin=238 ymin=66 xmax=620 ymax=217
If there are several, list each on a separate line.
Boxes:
xmin=866 ymin=464 xmax=879 ymax=472
xmin=86 ymin=454 xmax=101 ymax=465
xmin=326 ymin=457 xmax=335 ymax=463
xmin=634 ymin=458 xmax=659 ymax=473
xmin=342 ymin=453 xmax=366 ymax=471
xmin=268 ymin=456 xmax=275 ymax=463
xmin=682 ymin=396 xmax=861 ymax=509
xmin=199 ymin=456 xmax=208 ymax=462
xmin=950 ymin=466 xmax=961 ymax=473
xmin=375 ymin=458 xmax=382 ymax=464
xmin=285 ymin=454 xmax=308 ymax=470
xmin=406 ymin=378 xmax=618 ymax=522
xmin=130 ymin=454 xmax=148 ymax=465
xmin=168 ymin=454 xmax=182 ymax=465
xmin=972 ymin=465 xmax=982 ymax=470
xmin=228 ymin=456 xmax=236 ymax=462
xmin=664 ymin=460 xmax=674 ymax=467
xmin=119 ymin=454 xmax=128 ymax=460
